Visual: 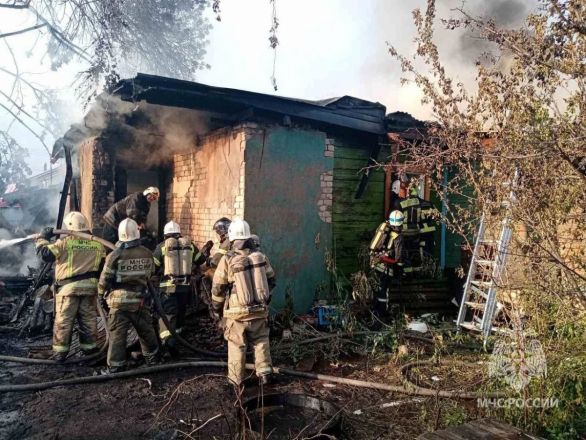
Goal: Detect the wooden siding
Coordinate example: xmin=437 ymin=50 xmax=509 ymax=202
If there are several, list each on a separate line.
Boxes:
xmin=332 ymin=140 xmax=385 ymax=279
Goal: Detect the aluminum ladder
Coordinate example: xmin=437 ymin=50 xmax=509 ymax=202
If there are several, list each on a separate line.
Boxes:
xmin=456 ymin=213 xmax=513 ymax=342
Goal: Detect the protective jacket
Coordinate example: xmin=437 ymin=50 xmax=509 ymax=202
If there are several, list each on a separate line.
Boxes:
xmin=153 ymin=236 xmax=206 ymax=290
xmin=400 ymin=195 xmax=422 ymax=235
xmin=399 ymin=196 xmax=437 ymax=234
xmin=98 ymin=241 xmax=155 ymax=309
xmin=211 ymin=244 xmax=276 ymax=321
xmin=36 ymin=236 xmax=106 ymax=296
xmin=418 ymin=199 xmax=437 ymax=234
xmin=369 ymin=222 xmax=405 ymax=273
xmin=103 ymin=192 xmax=150 ymax=228
xmin=209 ymin=237 xmax=230 ymax=268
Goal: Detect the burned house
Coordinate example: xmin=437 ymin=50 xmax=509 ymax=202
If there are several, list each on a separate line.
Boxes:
xmin=53 ymin=74 xmax=454 ymax=313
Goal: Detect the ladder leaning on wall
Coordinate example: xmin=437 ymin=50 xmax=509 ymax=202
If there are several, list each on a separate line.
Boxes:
xmin=456 ymin=171 xmax=518 ymax=343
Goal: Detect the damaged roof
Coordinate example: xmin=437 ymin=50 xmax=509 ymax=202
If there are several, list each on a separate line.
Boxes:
xmin=53 ymin=73 xmax=386 ymax=158
xmin=115 ymin=74 xmax=386 ymax=133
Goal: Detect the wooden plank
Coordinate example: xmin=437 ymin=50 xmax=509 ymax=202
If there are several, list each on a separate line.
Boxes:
xmin=333 ymin=149 xmax=370 ymax=160
xmin=473 ymin=419 xmax=528 ymax=438
xmin=444 ymin=424 xmax=495 ymax=439
xmin=418 ymin=433 xmax=452 ymax=440
xmin=419 ymin=419 xmax=534 ymax=440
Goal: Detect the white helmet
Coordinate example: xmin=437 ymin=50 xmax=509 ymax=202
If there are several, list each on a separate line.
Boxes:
xmin=118 ymin=218 xmax=140 ymax=242
xmin=163 ymin=220 xmax=181 ymax=236
xmin=388 ymin=210 xmax=404 ymax=227
xmin=143 ymin=187 xmax=160 ymax=199
xmin=63 ymin=211 xmax=89 ymax=232
xmin=391 ymin=180 xmax=401 ymax=195
xmin=228 ymin=219 xmax=251 ymax=242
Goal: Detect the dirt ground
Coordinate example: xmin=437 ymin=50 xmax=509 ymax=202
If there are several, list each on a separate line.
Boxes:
xmin=0 ymin=312 xmax=491 ymax=440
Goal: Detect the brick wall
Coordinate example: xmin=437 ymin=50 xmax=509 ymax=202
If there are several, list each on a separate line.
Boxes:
xmin=166 ymin=127 xmax=246 ymax=247
xmin=317 ymin=138 xmax=335 ymax=223
xmin=78 ymin=137 xmax=114 ymax=229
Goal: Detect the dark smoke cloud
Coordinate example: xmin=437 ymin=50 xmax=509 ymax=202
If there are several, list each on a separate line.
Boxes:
xmin=455 ymin=0 xmax=536 ymax=63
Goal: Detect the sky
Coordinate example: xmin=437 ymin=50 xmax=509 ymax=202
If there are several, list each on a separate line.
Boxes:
xmin=0 ymin=0 xmax=535 ymax=174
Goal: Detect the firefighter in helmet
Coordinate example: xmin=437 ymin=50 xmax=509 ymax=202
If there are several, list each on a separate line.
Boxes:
xmin=390 ymin=179 xmax=407 ymax=212
xmin=369 ymin=210 xmax=406 ymax=314
xmin=209 ymin=217 xmax=232 ymax=268
xmin=399 ymin=180 xmax=437 ymax=267
xmin=153 ymin=220 xmax=211 ymax=357
xmin=102 ymin=187 xmax=160 ymax=244
xmin=211 ymin=219 xmax=276 ymax=387
xmin=35 ymin=212 xmax=106 ymax=362
xmin=98 ymin=218 xmax=159 ymax=373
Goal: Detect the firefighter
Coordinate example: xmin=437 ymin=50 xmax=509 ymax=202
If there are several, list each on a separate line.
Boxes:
xmin=102 ymin=187 xmax=160 ymax=244
xmin=196 ymin=217 xmax=232 ymax=318
xmin=418 ymin=199 xmax=437 ymax=258
xmin=390 ymin=179 xmax=406 ymax=212
xmin=209 ymin=217 xmax=232 ymax=268
xmin=98 ymin=218 xmax=159 ymax=373
xmin=153 ymin=221 xmax=211 ymax=357
xmin=35 ymin=212 xmax=106 ymax=362
xmin=211 ymin=219 xmax=276 ymax=387
xmin=398 ymin=184 xmax=424 ymax=273
xmin=369 ymin=210 xmax=406 ymax=314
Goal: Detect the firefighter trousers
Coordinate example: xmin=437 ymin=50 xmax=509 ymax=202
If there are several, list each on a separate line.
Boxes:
xmin=224 ymin=318 xmax=272 ymax=385
xmin=158 ymin=287 xmax=189 ymax=344
xmin=53 ymin=294 xmax=98 ymax=354
xmin=107 ymin=306 xmax=159 ymax=368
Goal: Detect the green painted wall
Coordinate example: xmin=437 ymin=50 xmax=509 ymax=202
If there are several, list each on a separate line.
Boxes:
xmin=332 ymin=139 xmax=385 ymax=280
xmin=244 ymin=126 xmax=333 ymax=313
xmin=443 ymin=167 xmax=475 ymax=268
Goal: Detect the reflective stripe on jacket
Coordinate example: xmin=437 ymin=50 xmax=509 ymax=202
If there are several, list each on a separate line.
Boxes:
xmin=98 ymin=243 xmax=154 ymax=307
xmin=36 ymin=237 xmax=105 ymax=296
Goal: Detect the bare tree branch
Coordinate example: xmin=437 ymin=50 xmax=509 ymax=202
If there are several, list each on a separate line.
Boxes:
xmin=0 ymin=0 xmax=31 ymax=9
xmin=0 ymin=23 xmax=46 ymax=39
xmin=0 ymin=101 xmax=50 ymax=155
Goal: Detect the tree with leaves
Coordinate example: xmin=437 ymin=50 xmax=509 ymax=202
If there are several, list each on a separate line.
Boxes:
xmin=390 ymin=0 xmax=585 ymax=436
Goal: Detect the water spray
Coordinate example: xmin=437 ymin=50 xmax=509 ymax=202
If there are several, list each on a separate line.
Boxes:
xmin=0 ymin=234 xmax=39 ymax=250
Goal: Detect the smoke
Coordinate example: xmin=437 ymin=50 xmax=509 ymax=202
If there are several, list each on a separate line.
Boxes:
xmin=453 ymin=0 xmax=534 ymax=64
xmin=82 ymin=96 xmax=212 ymax=168
xmin=114 ymin=104 xmax=212 ymax=168
xmin=0 ymin=229 xmax=39 ymax=276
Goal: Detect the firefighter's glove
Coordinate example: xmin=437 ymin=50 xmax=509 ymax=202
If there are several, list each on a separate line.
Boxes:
xmin=39 ymin=227 xmax=54 ymax=240
xmin=202 ymin=240 xmax=214 ymax=258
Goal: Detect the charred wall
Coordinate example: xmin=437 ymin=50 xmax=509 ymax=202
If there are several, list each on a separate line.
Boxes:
xmin=78 ymin=137 xmax=115 ymax=230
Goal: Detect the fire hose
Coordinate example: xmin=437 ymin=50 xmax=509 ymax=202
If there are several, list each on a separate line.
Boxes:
xmin=0 ymin=231 xmax=506 ymax=399
xmin=20 ymin=229 xmax=224 ymax=361
xmin=0 ymin=360 xmax=504 ymax=399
